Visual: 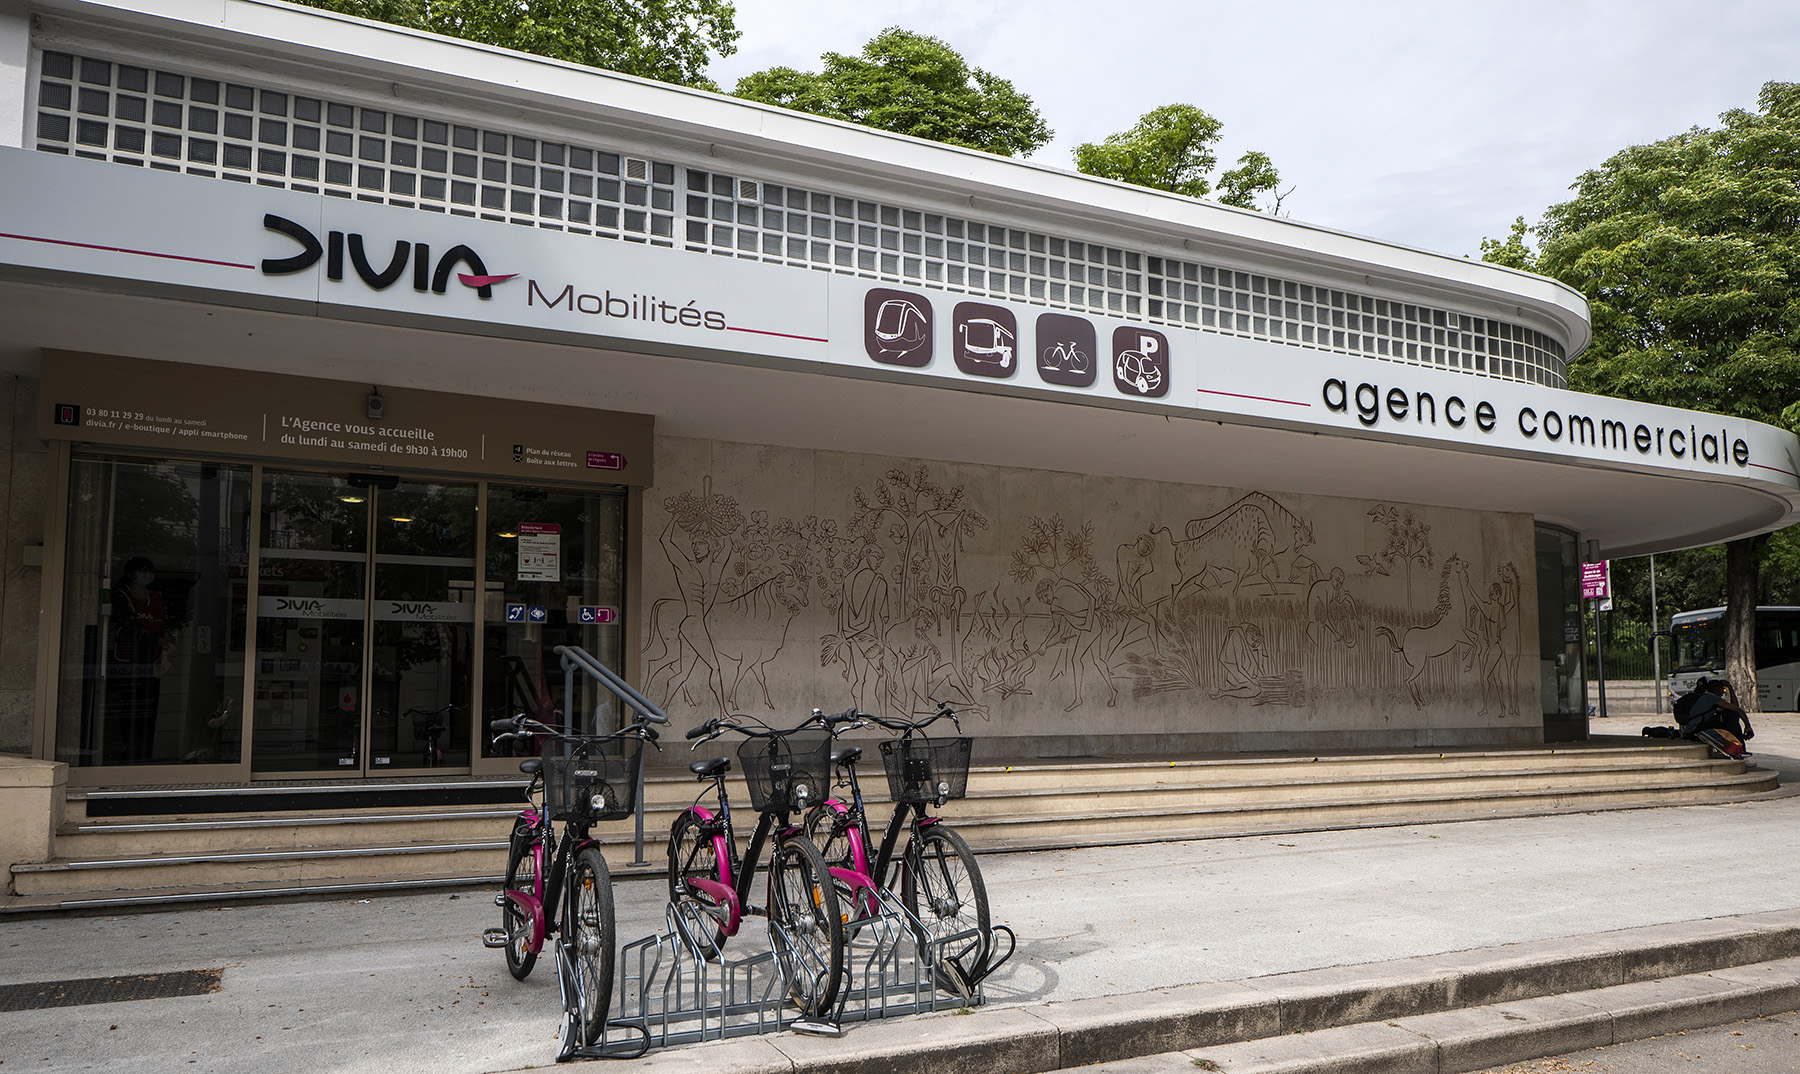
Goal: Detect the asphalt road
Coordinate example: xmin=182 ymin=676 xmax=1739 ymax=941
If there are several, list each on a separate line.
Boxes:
xmin=4 ymin=716 xmax=1798 ymax=1074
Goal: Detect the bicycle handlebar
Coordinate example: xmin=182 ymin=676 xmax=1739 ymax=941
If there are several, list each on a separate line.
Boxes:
xmin=822 ymin=701 xmax=963 ymax=737
xmin=489 ymin=710 xmax=664 ymax=750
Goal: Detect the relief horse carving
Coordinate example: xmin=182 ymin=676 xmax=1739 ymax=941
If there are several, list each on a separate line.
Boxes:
xmin=1373 ymin=554 xmax=1472 ymax=707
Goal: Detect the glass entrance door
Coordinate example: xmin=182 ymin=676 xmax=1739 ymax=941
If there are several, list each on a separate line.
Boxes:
xmin=250 ymin=471 xmax=475 ymax=775
xmin=367 ymin=481 xmax=476 ymax=770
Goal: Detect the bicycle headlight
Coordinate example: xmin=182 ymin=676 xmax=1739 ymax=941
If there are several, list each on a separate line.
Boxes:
xmin=795 ymin=783 xmax=809 ymax=803
xmin=937 ymin=780 xmax=950 ymax=797
xmin=589 ymin=792 xmax=607 ymax=813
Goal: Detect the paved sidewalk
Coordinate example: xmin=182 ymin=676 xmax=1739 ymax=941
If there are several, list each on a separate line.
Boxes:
xmin=3 ymin=716 xmax=1797 ymax=1073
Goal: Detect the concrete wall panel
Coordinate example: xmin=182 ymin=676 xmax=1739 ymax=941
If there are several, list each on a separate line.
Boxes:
xmin=640 ymin=435 xmax=1540 ymax=756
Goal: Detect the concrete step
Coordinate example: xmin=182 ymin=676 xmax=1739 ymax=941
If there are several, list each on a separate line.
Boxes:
xmin=579 ymin=909 xmax=1800 ymax=1074
xmin=15 ymin=742 xmax=1779 ymax=909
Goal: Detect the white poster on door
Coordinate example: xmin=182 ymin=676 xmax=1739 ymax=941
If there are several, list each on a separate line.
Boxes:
xmin=518 ymin=522 xmax=561 ymax=582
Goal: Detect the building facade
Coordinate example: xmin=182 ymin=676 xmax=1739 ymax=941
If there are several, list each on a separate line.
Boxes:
xmin=2 ymin=0 xmax=1798 ymax=794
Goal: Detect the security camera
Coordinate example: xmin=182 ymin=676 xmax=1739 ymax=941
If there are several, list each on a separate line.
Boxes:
xmin=367 ymin=391 xmax=384 ymax=420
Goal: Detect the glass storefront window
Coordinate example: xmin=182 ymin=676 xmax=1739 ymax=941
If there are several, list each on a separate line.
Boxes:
xmin=1536 ymin=526 xmax=1586 ymax=741
xmin=55 ymin=454 xmax=252 ymax=768
xmin=53 ymin=453 xmax=626 ymax=779
xmin=482 ymin=484 xmax=626 ymax=747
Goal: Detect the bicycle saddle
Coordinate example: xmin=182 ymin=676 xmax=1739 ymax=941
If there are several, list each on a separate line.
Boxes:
xmin=690 ymin=756 xmax=730 ymax=778
xmin=830 ymin=745 xmax=862 ymax=765
xmin=518 ymin=758 xmax=541 ymax=775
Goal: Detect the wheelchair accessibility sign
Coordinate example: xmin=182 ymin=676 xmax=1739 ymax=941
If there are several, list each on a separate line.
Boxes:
xmin=578 ymin=606 xmax=617 ymax=625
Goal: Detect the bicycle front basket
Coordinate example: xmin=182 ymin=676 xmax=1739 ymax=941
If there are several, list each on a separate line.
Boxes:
xmin=737 ymin=731 xmax=832 ymax=813
xmin=879 ymin=736 xmax=973 ymax=804
xmin=541 ymin=737 xmax=642 ymax=823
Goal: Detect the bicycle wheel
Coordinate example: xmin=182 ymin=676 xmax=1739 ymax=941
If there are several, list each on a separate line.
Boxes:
xmin=667 ymin=809 xmax=728 ymax=958
xmin=768 ymin=835 xmax=845 ymax=1018
xmin=902 ymin=824 xmax=990 ymax=973
xmin=563 ymin=847 xmax=616 ymax=1046
xmin=501 ymin=828 xmax=540 ymax=980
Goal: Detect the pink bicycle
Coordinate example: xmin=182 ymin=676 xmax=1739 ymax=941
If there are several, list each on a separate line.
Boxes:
xmin=484 ymin=710 xmax=662 ymax=1055
xmin=668 ymin=711 xmax=847 ymax=1022
xmin=805 ymin=702 xmax=1012 ymax=995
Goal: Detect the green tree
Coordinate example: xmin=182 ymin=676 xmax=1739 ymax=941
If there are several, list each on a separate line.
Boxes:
xmin=1477 ymin=216 xmax=1536 ymax=271
xmin=1488 ymin=82 xmax=1800 ymax=708
xmin=1075 ymin=104 xmax=1285 ymax=211
xmin=293 ymin=0 xmax=740 ymax=89
xmin=732 ymin=28 xmax=1050 ymax=157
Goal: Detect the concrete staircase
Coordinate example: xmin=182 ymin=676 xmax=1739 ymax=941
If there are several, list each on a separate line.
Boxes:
xmin=4 ymin=739 xmax=1775 ymax=911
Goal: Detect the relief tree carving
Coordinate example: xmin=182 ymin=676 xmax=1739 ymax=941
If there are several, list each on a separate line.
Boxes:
xmin=647 ymin=470 xmax=1524 ymax=723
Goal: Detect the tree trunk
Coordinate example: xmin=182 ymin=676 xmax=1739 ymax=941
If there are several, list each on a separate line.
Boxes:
xmin=1725 ymin=536 xmax=1761 ymax=713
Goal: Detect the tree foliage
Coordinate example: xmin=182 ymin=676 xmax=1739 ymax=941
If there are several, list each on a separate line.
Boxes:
xmin=1487 ymin=82 xmax=1800 ymax=706
xmin=293 ymin=0 xmax=740 ymax=89
xmin=1075 ymin=104 xmax=1284 ymax=211
xmin=1478 ymin=216 xmax=1535 ymax=272
xmin=732 ymin=28 xmax=1050 ymax=157
xmin=1528 ymin=82 xmax=1800 ymax=421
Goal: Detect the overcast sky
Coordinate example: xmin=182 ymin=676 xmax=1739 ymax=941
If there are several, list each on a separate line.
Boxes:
xmin=711 ymin=0 xmax=1799 ymax=259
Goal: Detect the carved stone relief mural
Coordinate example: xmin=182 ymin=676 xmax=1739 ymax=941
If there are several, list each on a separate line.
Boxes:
xmin=642 ymin=443 xmax=1534 ymax=737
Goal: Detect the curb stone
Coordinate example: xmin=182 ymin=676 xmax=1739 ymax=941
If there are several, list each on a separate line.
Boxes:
xmin=552 ymin=913 xmax=1800 ymax=1074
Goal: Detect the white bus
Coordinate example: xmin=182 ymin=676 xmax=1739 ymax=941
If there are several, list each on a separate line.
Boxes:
xmin=1667 ymin=606 xmax=1800 ymax=711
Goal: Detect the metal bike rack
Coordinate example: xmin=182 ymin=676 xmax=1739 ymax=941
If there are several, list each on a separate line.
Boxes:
xmin=561 ymin=889 xmax=994 ymax=1060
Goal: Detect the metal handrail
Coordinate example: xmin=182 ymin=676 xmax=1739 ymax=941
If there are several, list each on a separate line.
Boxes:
xmin=555 ymin=644 xmax=670 ymax=864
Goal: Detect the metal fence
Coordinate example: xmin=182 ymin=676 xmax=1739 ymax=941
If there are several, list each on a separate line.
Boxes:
xmin=1588 ymin=614 xmax=1663 ymax=683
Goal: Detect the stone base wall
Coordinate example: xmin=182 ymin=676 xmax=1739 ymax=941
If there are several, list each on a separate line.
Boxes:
xmin=639 ymin=436 xmax=1541 ymax=755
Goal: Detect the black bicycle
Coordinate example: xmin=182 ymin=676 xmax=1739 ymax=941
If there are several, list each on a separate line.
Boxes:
xmin=805 ymin=701 xmax=1011 ymax=995
xmin=667 ymin=711 xmax=850 ymax=1024
xmin=485 ymin=710 xmax=663 ymax=1056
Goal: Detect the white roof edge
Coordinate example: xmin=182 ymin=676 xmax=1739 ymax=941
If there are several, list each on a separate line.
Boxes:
xmin=40 ymin=0 xmax=1591 ymax=352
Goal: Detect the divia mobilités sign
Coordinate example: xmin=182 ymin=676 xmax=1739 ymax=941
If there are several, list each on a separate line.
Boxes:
xmin=2 ymin=147 xmax=1795 ymax=494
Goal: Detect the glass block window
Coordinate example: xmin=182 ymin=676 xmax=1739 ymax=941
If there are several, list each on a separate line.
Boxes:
xmin=32 ymin=50 xmax=678 ymax=244
xmin=684 ymin=168 xmax=1143 ymax=313
xmin=32 ymin=47 xmax=1566 ymax=388
xmin=1197 ymin=267 xmax=1566 ymax=386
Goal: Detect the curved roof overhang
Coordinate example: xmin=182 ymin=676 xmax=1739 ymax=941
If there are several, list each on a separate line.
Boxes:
xmin=1 ymin=274 xmax=1792 ymax=560
xmin=4 ymin=0 xmax=1793 ymax=558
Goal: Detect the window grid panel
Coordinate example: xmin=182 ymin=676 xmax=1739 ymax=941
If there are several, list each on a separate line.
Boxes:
xmin=33 ymin=50 xmax=677 ymax=244
xmin=35 ymin=47 xmax=1565 ymax=389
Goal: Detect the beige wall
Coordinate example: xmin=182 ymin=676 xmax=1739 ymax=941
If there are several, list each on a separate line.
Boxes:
xmin=638 ymin=436 xmax=1541 ymax=756
xmin=0 ymin=375 xmax=46 ymax=756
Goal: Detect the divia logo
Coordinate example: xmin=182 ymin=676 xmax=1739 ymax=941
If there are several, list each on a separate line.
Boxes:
xmin=276 ymin=597 xmax=326 ymax=615
xmin=260 ymin=214 xmax=518 ymax=299
xmin=391 ymin=601 xmax=439 ymax=616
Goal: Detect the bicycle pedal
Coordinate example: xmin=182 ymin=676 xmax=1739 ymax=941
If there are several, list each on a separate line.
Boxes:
xmin=481 ymin=928 xmax=509 ymax=949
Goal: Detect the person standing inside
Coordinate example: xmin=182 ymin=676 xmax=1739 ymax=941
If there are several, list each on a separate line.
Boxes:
xmin=108 ymin=556 xmax=167 ymax=763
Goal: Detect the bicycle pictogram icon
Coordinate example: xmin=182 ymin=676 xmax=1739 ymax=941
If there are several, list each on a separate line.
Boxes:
xmin=1039 ymin=341 xmax=1090 ymax=376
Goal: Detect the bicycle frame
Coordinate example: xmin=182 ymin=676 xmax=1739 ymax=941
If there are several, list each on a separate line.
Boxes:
xmin=490 ymin=714 xmax=659 ymax=964
xmin=678 ymin=770 xmax=804 ymax=938
xmin=498 ymin=774 xmax=616 ymax=958
xmin=815 ymin=757 xmax=933 ymax=922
